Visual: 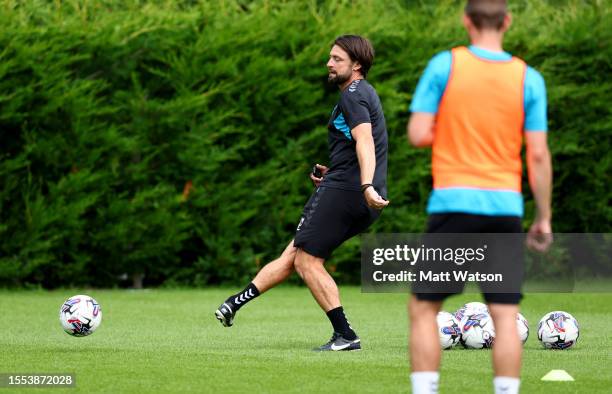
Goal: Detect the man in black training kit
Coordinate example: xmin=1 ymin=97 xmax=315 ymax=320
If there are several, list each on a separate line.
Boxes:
xmin=215 ymin=35 xmax=389 ymax=351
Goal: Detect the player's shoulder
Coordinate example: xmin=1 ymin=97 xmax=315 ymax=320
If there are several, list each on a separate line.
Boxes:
xmin=422 ymin=50 xmax=452 ymax=77
xmin=341 ymin=79 xmax=375 ymax=101
xmin=430 ymin=50 xmax=452 ymax=64
xmin=525 ymin=65 xmax=545 ymax=83
xmin=346 ymin=78 xmax=371 ymax=93
xmin=512 ymin=55 xmax=545 ymax=81
xmin=524 ymin=65 xmax=546 ymax=92
xmin=425 ymin=50 xmax=452 ymax=69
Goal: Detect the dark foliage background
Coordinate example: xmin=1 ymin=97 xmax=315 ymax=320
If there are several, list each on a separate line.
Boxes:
xmin=1 ymin=0 xmax=610 ymax=287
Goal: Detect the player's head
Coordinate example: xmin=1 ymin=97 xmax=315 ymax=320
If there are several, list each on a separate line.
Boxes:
xmin=327 ymin=35 xmax=374 ymax=85
xmin=463 ymin=0 xmax=511 ymax=33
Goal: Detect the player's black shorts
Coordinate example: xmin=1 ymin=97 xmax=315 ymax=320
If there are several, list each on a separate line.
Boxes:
xmin=414 ymin=213 xmax=523 ymax=305
xmin=294 ymin=186 xmax=381 ymax=259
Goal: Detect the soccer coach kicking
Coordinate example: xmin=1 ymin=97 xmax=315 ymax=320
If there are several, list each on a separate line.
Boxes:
xmin=215 ymin=35 xmax=389 ymax=351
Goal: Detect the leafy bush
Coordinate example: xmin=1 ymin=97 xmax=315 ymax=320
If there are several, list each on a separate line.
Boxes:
xmin=0 ymin=0 xmax=610 ymax=287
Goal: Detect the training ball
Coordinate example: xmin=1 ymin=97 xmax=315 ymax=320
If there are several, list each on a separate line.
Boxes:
xmin=455 ymin=302 xmax=489 ymax=321
xmin=460 ymin=312 xmax=495 ymax=349
xmin=437 ymin=311 xmax=462 ymax=349
xmin=59 ymin=295 xmax=102 ymax=337
xmin=516 ymin=313 xmax=529 ymax=345
xmin=537 ymin=311 xmax=579 ymax=350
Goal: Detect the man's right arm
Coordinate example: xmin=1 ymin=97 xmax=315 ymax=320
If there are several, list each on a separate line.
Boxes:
xmin=408 ymin=113 xmax=435 ymax=147
xmin=406 ymin=51 xmax=451 ymax=148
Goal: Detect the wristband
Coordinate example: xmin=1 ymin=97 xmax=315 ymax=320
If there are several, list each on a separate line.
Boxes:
xmin=361 ymin=183 xmax=374 ymax=193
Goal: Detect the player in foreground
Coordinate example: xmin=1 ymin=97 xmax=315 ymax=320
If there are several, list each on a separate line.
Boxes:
xmin=215 ymin=35 xmax=389 ymax=351
xmin=407 ymin=0 xmax=552 ymax=393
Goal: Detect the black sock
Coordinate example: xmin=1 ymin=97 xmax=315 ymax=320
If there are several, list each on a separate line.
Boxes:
xmin=326 ymin=306 xmax=357 ymax=340
xmin=226 ymin=282 xmax=260 ymax=312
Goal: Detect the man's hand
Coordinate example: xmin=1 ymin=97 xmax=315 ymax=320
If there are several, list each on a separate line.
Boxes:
xmin=363 ymin=186 xmax=389 ymax=210
xmin=526 ymin=218 xmax=553 ymax=252
xmin=309 ymin=164 xmax=328 ymax=187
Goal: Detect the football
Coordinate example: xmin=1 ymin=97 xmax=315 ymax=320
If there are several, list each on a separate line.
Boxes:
xmin=460 ymin=312 xmax=495 ymax=349
xmin=516 ymin=312 xmax=529 ymax=344
xmin=537 ymin=311 xmax=579 ymax=349
xmin=455 ymin=301 xmax=489 ymax=321
xmin=437 ymin=311 xmax=462 ymax=349
xmin=59 ymin=295 xmax=102 ymax=337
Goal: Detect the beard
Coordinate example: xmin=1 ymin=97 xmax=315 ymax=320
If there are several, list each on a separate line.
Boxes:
xmin=327 ymin=70 xmax=351 ymax=86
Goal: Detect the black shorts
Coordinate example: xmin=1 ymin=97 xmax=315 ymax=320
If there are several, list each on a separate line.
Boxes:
xmin=414 ymin=213 xmax=523 ymax=305
xmin=293 ymin=187 xmax=381 ymax=259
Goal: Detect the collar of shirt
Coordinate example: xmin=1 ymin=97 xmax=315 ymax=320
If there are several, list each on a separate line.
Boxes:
xmin=468 ymin=45 xmax=512 ymax=61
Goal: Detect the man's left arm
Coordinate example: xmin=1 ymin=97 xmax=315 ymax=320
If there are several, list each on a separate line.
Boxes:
xmin=524 ymin=67 xmax=552 ymax=252
xmin=352 ymin=123 xmax=389 ymax=209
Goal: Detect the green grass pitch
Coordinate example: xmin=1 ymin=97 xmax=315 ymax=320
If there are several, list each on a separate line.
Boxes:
xmin=1 ymin=288 xmax=610 ymax=393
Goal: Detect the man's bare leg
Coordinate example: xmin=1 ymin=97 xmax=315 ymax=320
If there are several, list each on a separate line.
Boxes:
xmin=293 ymin=248 xmax=359 ymax=350
xmin=252 ymin=240 xmax=297 ymax=293
xmin=215 ymin=240 xmax=296 ymax=327
xmin=293 ymin=249 xmax=339 ymax=311
xmin=409 ymin=295 xmax=443 ymax=394
xmin=489 ymin=303 xmax=522 ymax=394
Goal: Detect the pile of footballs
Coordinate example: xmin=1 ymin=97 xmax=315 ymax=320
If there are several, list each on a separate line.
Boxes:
xmin=437 ymin=302 xmax=579 ymax=350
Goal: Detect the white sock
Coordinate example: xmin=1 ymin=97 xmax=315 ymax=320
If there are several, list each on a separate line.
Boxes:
xmin=494 ymin=376 xmax=520 ymax=394
xmin=410 ymin=372 xmax=439 ymax=394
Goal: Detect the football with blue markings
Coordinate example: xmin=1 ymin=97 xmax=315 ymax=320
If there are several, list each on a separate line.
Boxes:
xmin=537 ymin=311 xmax=579 ymax=349
xmin=460 ymin=312 xmax=496 ymax=349
xmin=59 ymin=295 xmax=102 ymax=337
xmin=437 ymin=311 xmax=462 ymax=349
xmin=454 ymin=301 xmax=489 ymax=321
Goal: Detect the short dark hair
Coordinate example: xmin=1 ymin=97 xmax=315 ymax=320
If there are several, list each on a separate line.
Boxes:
xmin=465 ymin=0 xmax=507 ymax=30
xmin=333 ymin=35 xmax=375 ymax=78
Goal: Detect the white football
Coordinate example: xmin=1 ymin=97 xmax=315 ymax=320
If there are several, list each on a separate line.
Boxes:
xmin=537 ymin=311 xmax=579 ymax=349
xmin=59 ymin=295 xmax=102 ymax=337
xmin=460 ymin=312 xmax=495 ymax=349
xmin=516 ymin=312 xmax=529 ymax=344
xmin=455 ymin=302 xmax=489 ymax=321
xmin=437 ymin=311 xmax=462 ymax=349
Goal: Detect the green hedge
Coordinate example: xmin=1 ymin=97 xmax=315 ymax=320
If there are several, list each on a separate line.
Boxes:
xmin=1 ymin=0 xmax=610 ymax=287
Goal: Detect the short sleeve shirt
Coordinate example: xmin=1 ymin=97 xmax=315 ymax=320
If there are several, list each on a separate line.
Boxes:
xmin=409 ymin=46 xmax=548 ymax=216
xmin=321 ymin=79 xmax=389 ymax=197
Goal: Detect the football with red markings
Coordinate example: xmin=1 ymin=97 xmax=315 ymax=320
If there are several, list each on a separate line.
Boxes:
xmin=460 ymin=312 xmax=496 ymax=349
xmin=454 ymin=301 xmax=489 ymax=321
xmin=59 ymin=295 xmax=102 ymax=337
xmin=537 ymin=311 xmax=579 ymax=349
